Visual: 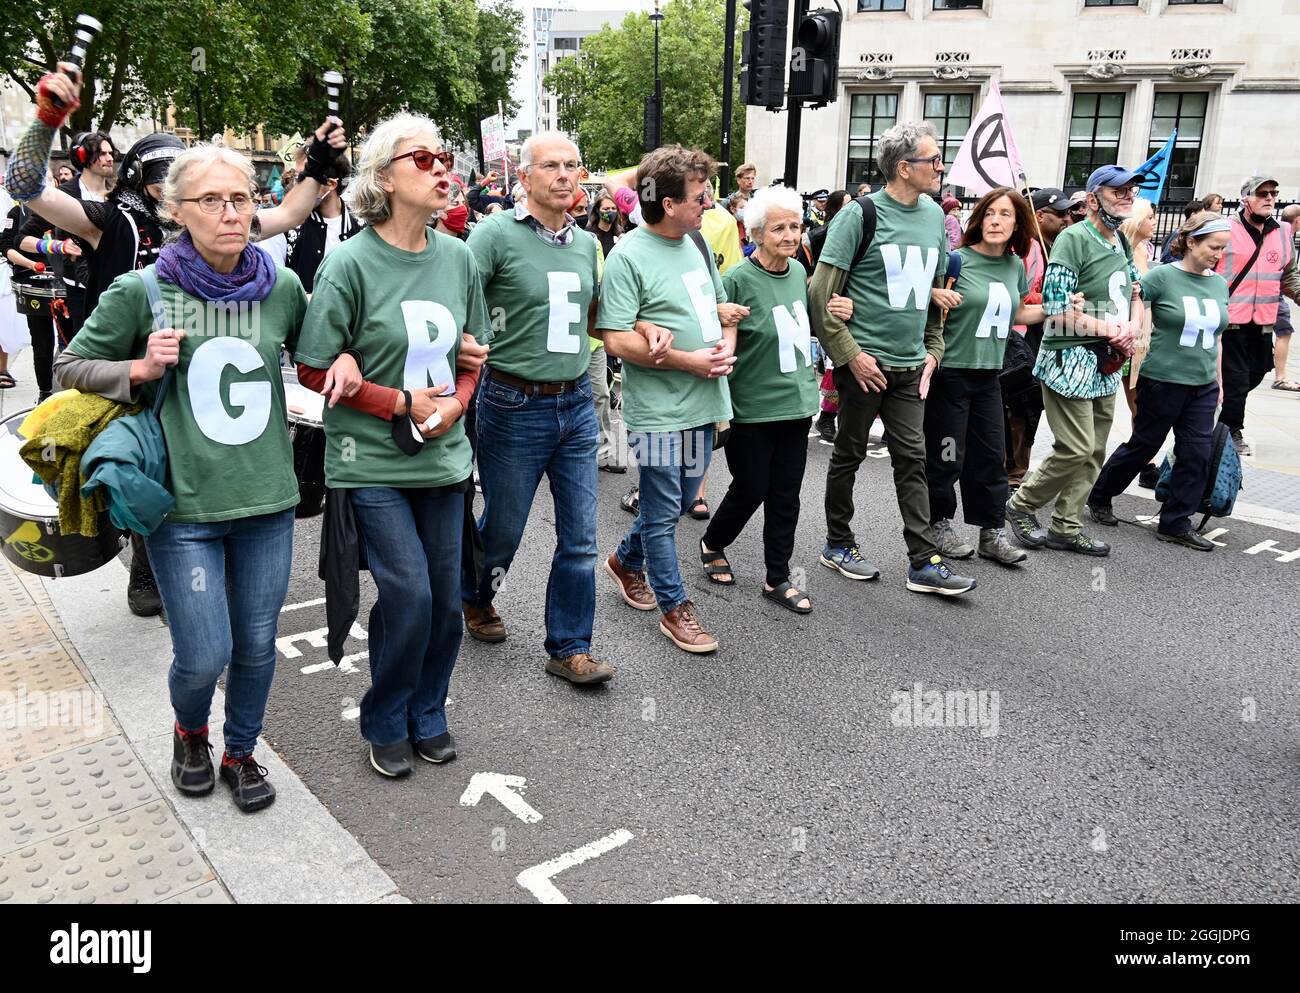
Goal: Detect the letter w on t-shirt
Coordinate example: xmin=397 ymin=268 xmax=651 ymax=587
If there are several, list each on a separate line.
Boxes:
xmin=880 ymin=245 xmax=939 ymax=310
xmin=1179 ymin=297 xmax=1221 ymax=349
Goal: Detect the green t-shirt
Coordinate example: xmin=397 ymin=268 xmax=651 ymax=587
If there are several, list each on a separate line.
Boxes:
xmin=722 ymin=258 xmax=819 ymax=423
xmin=295 ymin=227 xmax=491 ymax=489
xmin=596 ymin=226 xmax=732 ymax=434
xmin=1042 ymin=220 xmax=1135 ymax=352
xmin=940 ymin=247 xmax=1030 ymax=370
xmin=68 ymin=265 xmax=307 ymax=523
xmin=818 ymin=190 xmax=946 ymax=367
xmin=1137 ymin=262 xmax=1228 ymax=387
xmin=466 ymin=211 xmax=599 ymax=382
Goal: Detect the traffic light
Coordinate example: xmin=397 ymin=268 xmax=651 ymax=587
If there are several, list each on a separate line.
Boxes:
xmin=788 ymin=8 xmax=841 ymax=108
xmin=740 ymin=0 xmax=790 ymax=110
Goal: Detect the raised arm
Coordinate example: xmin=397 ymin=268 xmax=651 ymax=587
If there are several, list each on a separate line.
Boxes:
xmin=254 ymin=118 xmax=349 ymax=239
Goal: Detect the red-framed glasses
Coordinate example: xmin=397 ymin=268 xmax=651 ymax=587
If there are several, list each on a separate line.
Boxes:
xmin=391 ymin=149 xmax=454 ymax=172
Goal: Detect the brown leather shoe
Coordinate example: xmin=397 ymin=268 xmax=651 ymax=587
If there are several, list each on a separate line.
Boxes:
xmin=659 ymin=600 xmax=718 ymax=653
xmin=604 ymin=553 xmax=656 ymax=611
xmin=546 ymin=653 xmax=615 ymax=685
xmin=463 ymin=601 xmax=507 ymax=643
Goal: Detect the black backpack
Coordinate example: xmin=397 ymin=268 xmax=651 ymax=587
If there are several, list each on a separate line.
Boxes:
xmin=848 ymin=195 xmax=879 ymax=271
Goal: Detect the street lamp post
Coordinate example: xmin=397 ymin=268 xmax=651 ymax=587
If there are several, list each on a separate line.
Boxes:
xmin=646 ymin=0 xmax=664 ymax=151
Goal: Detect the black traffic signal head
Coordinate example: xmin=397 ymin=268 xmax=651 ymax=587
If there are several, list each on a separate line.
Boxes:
xmin=788 ymin=8 xmax=841 ymax=107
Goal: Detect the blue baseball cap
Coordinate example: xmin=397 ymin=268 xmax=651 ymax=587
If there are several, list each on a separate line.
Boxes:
xmin=1085 ymin=165 xmax=1149 ymax=193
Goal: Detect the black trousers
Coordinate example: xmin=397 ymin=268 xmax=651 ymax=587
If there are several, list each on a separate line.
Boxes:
xmin=703 ymin=417 xmax=810 ymax=586
xmin=924 ymin=366 xmax=1009 ymax=529
xmin=26 ymin=314 xmax=55 ymax=395
xmin=1218 ymin=322 xmax=1272 ymax=432
xmin=1091 ymin=377 xmax=1217 ymax=535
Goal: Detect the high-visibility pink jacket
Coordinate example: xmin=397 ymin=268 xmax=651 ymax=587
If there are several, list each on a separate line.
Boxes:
xmin=1215 ymin=214 xmax=1295 ymax=327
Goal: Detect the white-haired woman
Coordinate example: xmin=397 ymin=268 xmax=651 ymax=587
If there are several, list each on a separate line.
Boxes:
xmin=52 ymin=142 xmax=361 ymax=814
xmin=699 ymin=186 xmax=852 ymax=614
xmin=295 ymin=114 xmax=491 ymax=780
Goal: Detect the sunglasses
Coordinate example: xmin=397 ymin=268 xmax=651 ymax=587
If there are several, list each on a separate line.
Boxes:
xmin=1253 ymin=189 xmax=1280 ymax=199
xmin=391 ymin=149 xmax=454 ymax=173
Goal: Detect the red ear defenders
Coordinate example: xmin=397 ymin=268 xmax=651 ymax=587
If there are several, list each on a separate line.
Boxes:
xmin=70 ymin=132 xmax=110 ymax=170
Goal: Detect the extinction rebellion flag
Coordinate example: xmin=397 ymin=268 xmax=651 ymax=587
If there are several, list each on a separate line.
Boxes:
xmin=945 ymin=81 xmax=1027 ymax=196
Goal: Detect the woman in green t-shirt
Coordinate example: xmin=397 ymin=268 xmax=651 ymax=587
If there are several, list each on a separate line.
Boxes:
xmin=295 ymin=114 xmax=490 ymax=779
xmin=700 ymin=186 xmax=842 ymax=614
xmin=1089 ymin=212 xmax=1231 ymax=551
xmin=53 ymin=144 xmax=362 ymax=814
xmin=923 ymin=188 xmax=1049 ymax=566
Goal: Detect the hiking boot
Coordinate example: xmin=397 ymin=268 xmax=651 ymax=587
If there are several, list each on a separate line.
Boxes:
xmin=1230 ymin=430 xmax=1251 ymax=457
xmin=816 ymin=411 xmax=837 ymax=444
xmin=906 ymin=555 xmax=977 ymax=597
xmin=1156 ymin=529 xmax=1215 ymax=552
xmin=931 ymin=518 xmax=975 ymax=559
xmin=1137 ymin=463 xmax=1161 ymax=489
xmin=171 ymin=723 xmax=215 ymax=796
xmin=219 ymin=753 xmax=276 ymax=813
xmin=978 ymin=528 xmax=1027 ymax=565
xmin=604 ymin=553 xmax=656 ymax=610
xmin=819 ymin=543 xmax=881 ymax=581
xmin=369 ymin=741 xmax=414 ymax=779
xmin=1005 ymin=500 xmax=1047 ymax=549
xmin=546 ymin=653 xmax=615 ymax=685
xmin=413 ymin=732 xmax=457 ymax=763
xmin=1043 ymin=530 xmax=1110 ymax=556
xmin=127 ymin=534 xmax=162 ymax=617
xmin=1087 ymin=501 xmax=1119 ymax=527
xmin=463 ymin=601 xmax=507 ymax=643
xmin=659 ymin=600 xmax=718 ymax=653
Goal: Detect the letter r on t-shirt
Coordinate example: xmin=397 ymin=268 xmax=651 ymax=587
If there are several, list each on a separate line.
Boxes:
xmin=1179 ymin=297 xmax=1221 ymax=349
xmin=401 ymin=299 xmax=457 ymax=394
xmin=880 ymin=245 xmax=939 ymax=310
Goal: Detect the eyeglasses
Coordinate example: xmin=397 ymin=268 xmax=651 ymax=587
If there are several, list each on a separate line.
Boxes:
xmin=1108 ymin=184 xmax=1139 ymax=199
xmin=904 ymin=155 xmax=944 ymax=170
xmin=181 ymin=193 xmax=257 ymax=215
xmin=391 ymin=149 xmax=454 ymax=173
xmin=1253 ymin=189 xmax=1280 ymax=199
xmin=533 ymin=159 xmax=583 ymax=174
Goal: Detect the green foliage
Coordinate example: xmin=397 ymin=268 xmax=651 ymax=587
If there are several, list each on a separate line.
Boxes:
xmin=543 ymin=0 xmax=747 ymax=173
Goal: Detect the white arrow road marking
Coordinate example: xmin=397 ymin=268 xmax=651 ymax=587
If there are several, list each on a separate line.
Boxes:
xmin=1202 ymin=527 xmax=1229 ymax=547
xmin=460 ymin=773 xmax=544 ymax=824
xmin=277 ymin=622 xmax=367 ymax=659
xmin=280 ymin=597 xmax=327 ymax=613
xmin=301 ymin=650 xmax=365 ymax=675
xmin=516 ymin=829 xmax=634 ymax=904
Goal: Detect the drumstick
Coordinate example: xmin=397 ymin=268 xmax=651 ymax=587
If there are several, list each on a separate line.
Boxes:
xmin=51 ymin=15 xmax=102 ymax=109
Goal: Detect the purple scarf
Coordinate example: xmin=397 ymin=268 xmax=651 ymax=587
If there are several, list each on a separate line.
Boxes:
xmin=156 ymin=232 xmax=277 ymax=302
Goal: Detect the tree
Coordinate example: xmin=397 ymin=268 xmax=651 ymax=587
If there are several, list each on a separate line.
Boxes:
xmin=544 ymin=0 xmax=747 ymax=173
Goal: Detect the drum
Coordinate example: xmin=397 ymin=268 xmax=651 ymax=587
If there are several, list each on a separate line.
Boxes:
xmin=282 ymin=367 xmax=326 ymax=518
xmin=0 ymin=408 xmax=127 ymax=578
xmin=13 ymin=274 xmax=67 ymax=317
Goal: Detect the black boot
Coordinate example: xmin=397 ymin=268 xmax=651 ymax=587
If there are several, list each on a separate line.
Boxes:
xmin=816 ymin=411 xmax=837 ymax=443
xmin=127 ymin=533 xmax=162 ymax=617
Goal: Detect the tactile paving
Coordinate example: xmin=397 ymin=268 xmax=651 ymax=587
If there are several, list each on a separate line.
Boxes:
xmin=0 ymin=737 xmax=159 ymax=856
xmin=0 ymin=693 xmax=116 ymax=771
xmin=160 ymin=881 xmax=234 ymax=904
xmin=0 ymin=641 xmax=87 ymax=696
xmin=0 ymin=611 xmax=59 ymax=660
xmin=0 ymin=802 xmax=213 ymax=904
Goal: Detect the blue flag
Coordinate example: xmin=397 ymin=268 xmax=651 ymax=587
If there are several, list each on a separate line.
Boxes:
xmin=1135 ymin=130 xmax=1177 ymax=204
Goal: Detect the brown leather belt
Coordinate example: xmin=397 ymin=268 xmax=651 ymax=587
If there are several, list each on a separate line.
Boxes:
xmin=488 ymin=367 xmax=584 ymax=396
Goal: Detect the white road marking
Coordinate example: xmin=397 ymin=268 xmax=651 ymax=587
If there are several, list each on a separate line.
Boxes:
xmin=516 ymin=829 xmax=634 ymax=905
xmin=1202 ymin=527 xmax=1229 ymax=547
xmin=341 ymin=706 xmax=360 ymax=721
xmin=653 ymin=895 xmax=717 ymax=904
xmin=301 ymin=651 xmax=362 ymax=675
xmin=280 ymin=597 xmax=326 ymax=613
xmin=459 ymin=772 xmax=543 ymax=824
xmin=1242 ymin=539 xmax=1300 ymax=563
xmin=277 ymin=622 xmax=368 ymax=659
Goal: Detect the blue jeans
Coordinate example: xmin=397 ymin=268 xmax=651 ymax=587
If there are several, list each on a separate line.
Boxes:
xmin=616 ymin=427 xmax=713 ymax=613
xmin=351 ymin=485 xmax=464 ymax=747
xmin=146 ymin=509 xmax=294 ymax=758
xmin=462 ymin=370 xmax=599 ymax=658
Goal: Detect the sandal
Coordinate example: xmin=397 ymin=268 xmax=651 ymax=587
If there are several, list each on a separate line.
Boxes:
xmin=620 ymin=487 xmax=639 ymax=515
xmin=0 ymin=371 xmax=15 ymax=389
xmin=762 ymin=581 xmax=811 ymax=614
xmin=1272 ymin=379 xmax=1300 ymax=392
xmin=699 ymin=540 xmax=735 ymax=585
xmin=688 ymin=497 xmax=711 ymax=520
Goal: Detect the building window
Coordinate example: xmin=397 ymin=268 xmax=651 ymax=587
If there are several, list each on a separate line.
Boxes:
xmin=846 ymin=92 xmax=899 ymax=188
xmin=858 ymin=0 xmax=906 ymax=9
xmin=1149 ymin=91 xmax=1208 ymax=202
xmin=932 ymin=0 xmax=983 ymax=8
xmin=923 ymin=92 xmax=973 ymax=173
xmin=1084 ymin=0 xmax=1138 ymax=5
xmin=553 ymin=37 xmax=577 ymax=51
xmin=1065 ymin=91 xmax=1125 ymax=190
xmin=1167 ymin=1 xmax=1223 ymax=5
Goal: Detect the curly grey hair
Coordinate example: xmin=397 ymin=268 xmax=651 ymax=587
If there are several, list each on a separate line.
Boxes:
xmin=345 ymin=112 xmax=441 ymax=226
xmin=876 ymin=121 xmax=939 ymax=183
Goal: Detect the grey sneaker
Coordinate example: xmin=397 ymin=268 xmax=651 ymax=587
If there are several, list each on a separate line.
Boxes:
xmin=978 ymin=527 xmax=1028 ymax=565
xmin=906 ymin=555 xmax=977 ymax=597
xmin=1230 ymin=430 xmax=1251 ymax=457
xmin=1005 ymin=500 xmax=1047 ymax=549
xmin=819 ymin=543 xmax=881 ymax=581
xmin=931 ymin=518 xmax=975 ymax=559
xmin=1043 ymin=530 xmax=1110 ymax=556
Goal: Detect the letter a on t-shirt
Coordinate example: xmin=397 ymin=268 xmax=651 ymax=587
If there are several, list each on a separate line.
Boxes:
xmin=773 ymin=301 xmax=812 ymax=373
xmin=401 ymin=299 xmax=457 ymax=394
xmin=1179 ymin=297 xmax=1221 ymax=349
xmin=880 ymin=245 xmax=939 ymax=310
xmin=975 ymin=283 xmax=1014 ymax=339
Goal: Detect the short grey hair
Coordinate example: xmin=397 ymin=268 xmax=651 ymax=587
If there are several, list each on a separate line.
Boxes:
xmin=743 ymin=185 xmax=803 ymax=236
xmin=345 ymin=112 xmax=441 ymax=226
xmin=162 ymin=144 xmax=255 ymax=226
xmin=519 ymin=131 xmax=579 ymax=173
xmin=876 ymin=121 xmax=939 ymax=182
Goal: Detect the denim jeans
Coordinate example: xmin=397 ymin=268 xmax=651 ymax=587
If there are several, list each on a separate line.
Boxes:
xmin=146 ymin=509 xmax=294 ymax=758
xmin=616 ymin=427 xmax=713 ymax=613
xmin=352 ymin=485 xmax=465 ymax=747
xmin=462 ymin=370 xmax=599 ymax=659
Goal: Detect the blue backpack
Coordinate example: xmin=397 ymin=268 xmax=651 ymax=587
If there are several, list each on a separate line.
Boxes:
xmin=1154 ymin=421 xmax=1243 ymax=530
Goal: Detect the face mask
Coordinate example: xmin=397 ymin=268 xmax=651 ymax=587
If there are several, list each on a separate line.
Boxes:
xmin=1090 ymin=192 xmax=1126 ymax=231
xmin=599 ymin=210 xmax=616 ymax=224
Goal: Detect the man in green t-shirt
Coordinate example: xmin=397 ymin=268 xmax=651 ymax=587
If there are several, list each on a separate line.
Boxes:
xmin=1005 ymin=165 xmax=1145 ymax=556
xmin=458 ymin=132 xmax=615 ymax=687
xmin=809 ymin=121 xmax=976 ymax=596
xmin=599 ymin=144 xmax=746 ymax=654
